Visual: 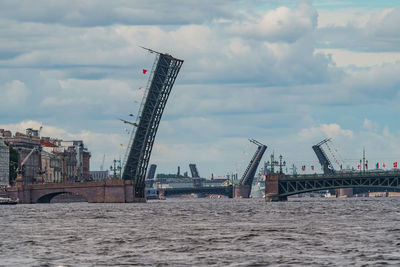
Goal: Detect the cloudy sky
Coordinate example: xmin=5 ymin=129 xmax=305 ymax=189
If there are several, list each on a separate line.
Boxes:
xmin=1 ymin=0 xmax=400 ymax=177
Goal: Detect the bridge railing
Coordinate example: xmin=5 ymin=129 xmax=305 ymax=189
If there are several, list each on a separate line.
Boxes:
xmin=283 ymin=170 xmax=400 ymax=180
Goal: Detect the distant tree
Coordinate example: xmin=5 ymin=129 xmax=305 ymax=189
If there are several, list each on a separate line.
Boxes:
xmin=5 ymin=142 xmax=18 ymax=185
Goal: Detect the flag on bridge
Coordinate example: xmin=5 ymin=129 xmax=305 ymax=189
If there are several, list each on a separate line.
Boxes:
xmin=376 ymin=162 xmax=379 ymax=169
xmin=383 ymin=163 xmax=386 ymax=168
xmin=394 ymin=162 xmax=398 ymax=168
xmin=142 ymin=69 xmax=148 ymax=74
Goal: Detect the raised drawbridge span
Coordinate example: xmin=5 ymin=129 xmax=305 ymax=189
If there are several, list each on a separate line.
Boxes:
xmin=265 ymin=139 xmax=400 ymax=201
xmin=233 ymin=139 xmax=267 ymax=198
xmin=312 ymin=138 xmax=335 ymax=175
xmin=122 ymin=49 xmax=183 ymax=200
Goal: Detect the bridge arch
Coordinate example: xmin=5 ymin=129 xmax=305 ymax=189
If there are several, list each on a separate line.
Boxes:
xmin=33 ymin=188 xmax=92 ymax=204
xmin=36 ymin=191 xmax=88 ymax=203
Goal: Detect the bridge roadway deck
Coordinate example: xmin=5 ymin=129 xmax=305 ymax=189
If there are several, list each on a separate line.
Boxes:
xmin=160 ymin=185 xmax=233 ymax=198
xmin=266 ymin=171 xmax=400 ymax=201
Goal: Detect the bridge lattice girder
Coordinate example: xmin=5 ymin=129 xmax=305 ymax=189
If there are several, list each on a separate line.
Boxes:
xmin=278 ymin=172 xmax=400 ymax=197
xmin=122 ymin=53 xmax=183 ymax=197
xmin=312 ymin=139 xmax=335 ymax=175
xmin=240 ymin=144 xmax=267 ymax=186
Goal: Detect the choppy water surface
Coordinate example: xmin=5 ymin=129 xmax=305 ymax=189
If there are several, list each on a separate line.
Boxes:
xmin=1 ymin=197 xmax=400 ymax=266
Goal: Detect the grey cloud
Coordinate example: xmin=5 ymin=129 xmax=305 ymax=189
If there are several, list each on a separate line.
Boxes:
xmin=317 ymin=8 xmax=400 ymax=52
xmin=0 ymin=0 xmax=238 ymax=27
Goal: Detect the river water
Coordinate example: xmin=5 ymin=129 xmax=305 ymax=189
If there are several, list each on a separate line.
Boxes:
xmin=1 ymin=197 xmax=399 ymax=266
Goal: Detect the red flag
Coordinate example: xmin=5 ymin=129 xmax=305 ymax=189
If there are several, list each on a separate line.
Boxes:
xmin=357 ymin=164 xmax=360 ymax=169
xmin=139 ymin=86 xmax=143 ymax=90
xmin=311 ymin=166 xmax=314 ymax=171
xmin=394 ymin=162 xmax=398 ymax=168
xmin=340 ymin=164 xmax=342 ymax=170
xmin=142 ymin=69 xmax=148 ymax=74
xmin=376 ymin=162 xmax=379 ymax=169
xmin=383 ymin=163 xmax=386 ymax=168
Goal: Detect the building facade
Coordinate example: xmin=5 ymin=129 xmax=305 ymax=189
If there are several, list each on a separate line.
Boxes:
xmin=82 ymin=150 xmax=91 ymax=181
xmin=0 ymin=137 xmax=9 ymax=186
xmin=0 ymin=128 xmax=92 ymax=185
xmin=4 ymin=130 xmax=41 ymax=184
xmin=41 ymin=151 xmax=62 ymax=183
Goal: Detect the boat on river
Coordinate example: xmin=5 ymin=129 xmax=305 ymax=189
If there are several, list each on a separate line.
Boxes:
xmin=0 ymin=197 xmax=18 ymax=205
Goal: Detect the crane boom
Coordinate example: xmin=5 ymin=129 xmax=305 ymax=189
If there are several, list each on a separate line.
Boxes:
xmin=20 ymin=147 xmax=37 ymax=168
xmin=100 ymin=154 xmax=105 ymax=171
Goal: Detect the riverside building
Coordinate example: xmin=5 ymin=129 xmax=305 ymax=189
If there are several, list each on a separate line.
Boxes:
xmin=0 ymin=137 xmax=9 ymax=186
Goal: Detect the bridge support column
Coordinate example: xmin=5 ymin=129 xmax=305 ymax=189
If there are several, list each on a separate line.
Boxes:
xmin=336 ymin=188 xmax=353 ymax=198
xmin=265 ymin=174 xmax=287 ymax=202
xmin=132 ymin=184 xmax=146 ymax=203
xmin=158 ymin=189 xmax=165 ymax=200
xmin=233 ymin=185 xmax=251 ymax=198
xmin=13 ymin=176 xmax=33 ymax=204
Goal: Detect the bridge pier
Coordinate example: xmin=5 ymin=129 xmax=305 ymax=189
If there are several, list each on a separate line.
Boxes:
xmin=233 ymin=185 xmax=251 ymax=198
xmin=265 ymin=173 xmax=287 ymax=202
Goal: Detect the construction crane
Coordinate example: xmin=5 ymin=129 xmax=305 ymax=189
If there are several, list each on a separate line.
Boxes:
xmin=15 ymin=146 xmax=42 ymax=183
xmin=18 ymin=147 xmax=38 ymax=172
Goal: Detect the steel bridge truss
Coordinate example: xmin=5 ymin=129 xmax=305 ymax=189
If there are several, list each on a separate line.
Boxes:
xmin=278 ymin=172 xmax=400 ymax=197
xmin=240 ymin=139 xmax=267 ymax=186
xmin=122 ymin=52 xmax=183 ymax=198
xmin=312 ymin=138 xmax=335 ymax=175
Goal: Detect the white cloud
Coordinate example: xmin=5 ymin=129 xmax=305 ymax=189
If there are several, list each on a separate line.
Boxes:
xmin=299 ymin=123 xmax=354 ymax=140
xmin=363 ymin=118 xmax=378 ymax=132
xmin=229 ymin=2 xmax=317 ymax=43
